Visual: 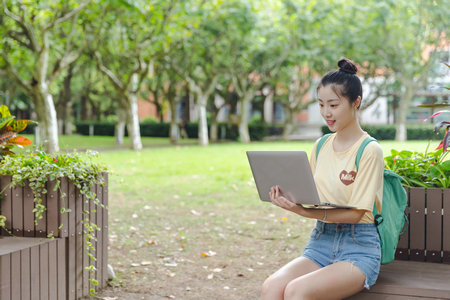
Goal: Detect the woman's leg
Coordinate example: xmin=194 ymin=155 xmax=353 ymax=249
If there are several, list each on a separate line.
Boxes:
xmin=283 ymin=261 xmax=366 ymax=300
xmin=261 ymin=257 xmax=320 ymax=300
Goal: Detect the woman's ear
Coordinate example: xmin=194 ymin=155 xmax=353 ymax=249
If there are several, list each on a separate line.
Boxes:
xmin=354 ymin=96 xmax=361 ymax=109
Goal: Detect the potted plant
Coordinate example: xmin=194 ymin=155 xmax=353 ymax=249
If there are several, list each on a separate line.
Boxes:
xmin=0 ymin=105 xmax=109 ymax=297
xmin=383 ymin=62 xmax=450 ymax=262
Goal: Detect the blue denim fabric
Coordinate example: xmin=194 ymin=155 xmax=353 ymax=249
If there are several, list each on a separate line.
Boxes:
xmin=302 ymin=221 xmax=381 ymax=289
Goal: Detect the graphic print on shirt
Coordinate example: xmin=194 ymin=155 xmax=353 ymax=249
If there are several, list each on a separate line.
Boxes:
xmin=339 ymin=170 xmax=357 ymax=185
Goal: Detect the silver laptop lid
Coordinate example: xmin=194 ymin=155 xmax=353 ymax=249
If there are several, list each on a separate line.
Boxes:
xmin=246 ymin=151 xmax=321 ymax=206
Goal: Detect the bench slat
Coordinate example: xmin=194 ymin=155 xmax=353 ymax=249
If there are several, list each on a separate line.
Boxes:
xmin=396 ymin=188 xmax=410 ymax=260
xmin=102 ymin=173 xmax=109 ymax=289
xmin=364 ymin=261 xmax=450 ymax=299
xmin=23 ymin=183 xmax=35 ymax=238
xmin=426 ymin=188 xmax=443 ymax=262
xmin=68 ymin=180 xmax=76 ymax=300
xmin=30 ymin=245 xmax=39 ymax=300
xmin=444 ymin=189 xmax=450 ymax=264
xmin=21 ymin=248 xmax=31 ymax=300
xmin=96 ymin=183 xmax=104 ymax=289
xmin=410 ymin=188 xmax=426 ymax=261
xmin=0 ymin=253 xmax=10 ymax=299
xmin=47 ymin=180 xmax=59 ymax=238
xmin=1 ymin=176 xmax=12 ymax=236
xmin=12 ymin=185 xmax=24 ymax=237
xmin=75 ymin=187 xmax=83 ymax=298
xmin=36 ymin=186 xmax=47 ymax=238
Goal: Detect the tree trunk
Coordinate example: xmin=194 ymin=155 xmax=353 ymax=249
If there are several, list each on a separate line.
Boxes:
xmin=63 ymin=64 xmax=74 ymax=135
xmin=65 ymin=108 xmax=73 ymax=135
xmin=32 ymin=86 xmax=59 ymax=153
xmin=169 ymin=99 xmax=179 ymax=144
xmin=263 ymin=91 xmax=274 ymax=124
xmin=197 ymin=94 xmax=209 ymax=146
xmin=210 ymin=110 xmax=219 ymax=142
xmin=115 ymin=108 xmax=126 ymax=145
xmin=126 ymin=93 xmax=143 ymax=150
xmin=282 ymin=108 xmax=295 ymax=141
xmin=395 ymin=84 xmax=416 ymax=141
xmin=238 ymin=92 xmax=252 ymax=143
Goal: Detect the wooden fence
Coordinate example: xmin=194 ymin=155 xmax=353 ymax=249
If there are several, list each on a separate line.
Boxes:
xmin=395 ymin=187 xmax=450 ymax=263
xmin=0 ymin=173 xmax=108 ymax=299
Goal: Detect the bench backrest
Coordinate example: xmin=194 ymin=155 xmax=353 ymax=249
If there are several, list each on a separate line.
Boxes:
xmin=396 ymin=187 xmax=450 ymax=263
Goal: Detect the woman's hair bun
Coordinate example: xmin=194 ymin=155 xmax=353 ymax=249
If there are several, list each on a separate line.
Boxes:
xmin=337 ymin=58 xmax=357 ymax=75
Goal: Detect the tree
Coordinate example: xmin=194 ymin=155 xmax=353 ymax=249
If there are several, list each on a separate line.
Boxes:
xmin=88 ymin=0 xmax=179 ymax=149
xmin=360 ymin=0 xmax=450 ymax=140
xmin=0 ymin=0 xmax=90 ymax=152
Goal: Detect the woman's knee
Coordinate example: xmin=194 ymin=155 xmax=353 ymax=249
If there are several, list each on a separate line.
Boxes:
xmin=261 ymin=274 xmax=285 ymax=299
xmin=284 ymin=279 xmax=315 ymax=300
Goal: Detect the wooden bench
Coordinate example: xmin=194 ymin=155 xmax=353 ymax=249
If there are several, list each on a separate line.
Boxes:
xmin=0 ymin=174 xmax=109 ymax=299
xmin=349 ymin=187 xmax=450 ymax=299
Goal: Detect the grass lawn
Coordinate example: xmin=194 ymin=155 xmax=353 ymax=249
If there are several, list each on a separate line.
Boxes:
xmin=82 ymin=138 xmax=436 ymax=299
xmin=22 ymin=134 xmax=198 ymax=151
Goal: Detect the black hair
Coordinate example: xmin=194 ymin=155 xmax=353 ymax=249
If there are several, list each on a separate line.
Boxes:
xmin=317 ymin=58 xmax=363 ymax=109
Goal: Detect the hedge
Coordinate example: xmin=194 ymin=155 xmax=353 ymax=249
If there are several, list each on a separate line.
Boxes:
xmin=75 ymin=121 xmax=283 ymax=141
xmin=321 ymin=124 xmax=445 ymax=140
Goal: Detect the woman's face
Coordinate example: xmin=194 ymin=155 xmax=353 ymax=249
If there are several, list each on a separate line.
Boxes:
xmin=318 ymin=85 xmax=359 ymax=133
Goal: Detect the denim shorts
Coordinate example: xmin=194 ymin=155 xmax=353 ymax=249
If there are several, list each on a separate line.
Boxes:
xmin=302 ymin=221 xmax=381 ymax=289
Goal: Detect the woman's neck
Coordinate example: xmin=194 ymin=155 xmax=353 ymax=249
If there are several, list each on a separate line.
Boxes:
xmin=333 ymin=121 xmax=365 ymax=152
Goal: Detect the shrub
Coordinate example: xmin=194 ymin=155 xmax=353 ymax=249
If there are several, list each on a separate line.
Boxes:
xmin=321 ymin=124 xmax=445 ymax=140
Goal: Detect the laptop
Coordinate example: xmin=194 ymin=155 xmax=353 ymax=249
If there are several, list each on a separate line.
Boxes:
xmin=246 ymin=151 xmax=354 ymax=209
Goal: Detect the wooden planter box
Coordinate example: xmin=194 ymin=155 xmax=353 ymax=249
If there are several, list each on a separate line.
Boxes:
xmin=0 ymin=173 xmax=109 ymax=299
xmin=396 ymin=187 xmax=450 ymax=263
xmin=349 ymin=187 xmax=450 ymax=299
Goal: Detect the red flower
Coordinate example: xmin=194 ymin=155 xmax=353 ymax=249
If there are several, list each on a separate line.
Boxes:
xmin=53 ymin=158 xmax=58 ymax=163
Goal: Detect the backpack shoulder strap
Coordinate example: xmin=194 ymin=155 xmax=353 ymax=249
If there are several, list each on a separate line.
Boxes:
xmin=355 ymin=136 xmax=378 ymax=170
xmin=315 ymin=133 xmax=332 ymax=160
xmin=355 ymin=136 xmax=380 ymax=215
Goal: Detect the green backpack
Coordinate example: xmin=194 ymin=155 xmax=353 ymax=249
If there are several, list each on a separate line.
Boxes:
xmin=316 ymin=134 xmax=408 ymax=264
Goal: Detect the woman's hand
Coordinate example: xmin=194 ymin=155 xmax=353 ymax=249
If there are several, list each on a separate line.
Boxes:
xmin=269 ymin=185 xmax=305 ymax=215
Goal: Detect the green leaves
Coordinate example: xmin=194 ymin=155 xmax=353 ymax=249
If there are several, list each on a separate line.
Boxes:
xmin=0 ymin=105 xmax=35 ymax=158
xmin=385 ymin=146 xmax=450 ymax=188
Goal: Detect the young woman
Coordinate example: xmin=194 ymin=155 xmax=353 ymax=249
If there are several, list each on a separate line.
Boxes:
xmin=261 ymin=58 xmax=384 ymax=300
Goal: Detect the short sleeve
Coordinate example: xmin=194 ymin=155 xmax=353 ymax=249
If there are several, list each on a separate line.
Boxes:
xmin=348 ymin=142 xmax=384 ymax=211
xmin=310 ymin=138 xmax=321 ymax=174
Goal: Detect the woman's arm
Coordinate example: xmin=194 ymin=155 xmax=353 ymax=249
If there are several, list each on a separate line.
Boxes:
xmin=270 ymin=185 xmax=365 ymax=224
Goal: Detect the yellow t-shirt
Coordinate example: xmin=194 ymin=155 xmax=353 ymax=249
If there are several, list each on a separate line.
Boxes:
xmin=310 ymin=133 xmax=384 ymax=224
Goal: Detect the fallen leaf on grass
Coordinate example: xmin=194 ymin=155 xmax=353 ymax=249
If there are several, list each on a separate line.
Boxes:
xmin=165 ymin=263 xmax=178 ymax=267
xmin=201 ymin=250 xmax=217 ymax=257
xmin=191 ymin=209 xmax=201 ymax=216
